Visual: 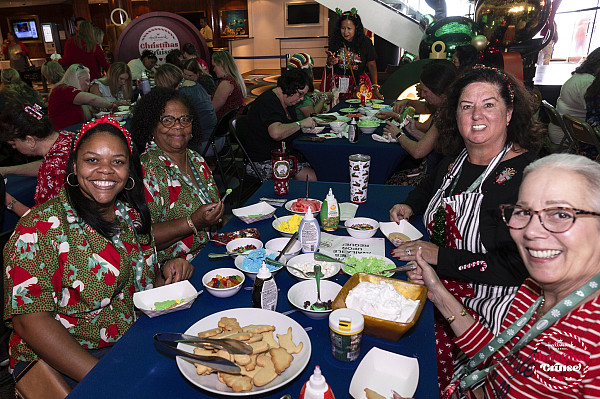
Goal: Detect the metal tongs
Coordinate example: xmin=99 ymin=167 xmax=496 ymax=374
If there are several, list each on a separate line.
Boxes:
xmin=154 ymin=333 xmax=253 ymax=373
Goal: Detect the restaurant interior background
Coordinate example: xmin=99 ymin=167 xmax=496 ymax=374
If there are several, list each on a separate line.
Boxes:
xmin=1 ymin=0 xmax=600 ymax=77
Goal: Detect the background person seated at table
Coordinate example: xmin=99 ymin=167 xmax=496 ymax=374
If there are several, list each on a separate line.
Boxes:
xmin=451 ymin=45 xmax=479 ymax=74
xmin=181 ymin=43 xmax=209 ymax=73
xmin=246 ymin=68 xmax=317 ymax=182
xmin=548 ymin=46 xmax=600 ymax=144
xmin=90 ymin=62 xmax=133 ymax=103
xmin=3 ymin=118 xmax=194 ymax=387
xmin=409 ymin=154 xmax=600 ymax=397
xmin=0 ymin=100 xmax=74 ymax=216
xmin=59 ymin=21 xmax=110 ymax=80
xmin=322 ymin=8 xmax=382 ymax=100
xmin=389 ymin=65 xmax=543 ymax=388
xmin=47 ymin=64 xmax=120 ymax=130
xmin=210 ymin=50 xmax=247 ymax=119
xmin=127 ymin=50 xmax=157 ymax=81
xmin=183 ymin=58 xmax=215 ymax=96
xmin=380 ymin=60 xmax=457 ymax=186
xmin=287 ymin=52 xmax=333 ymax=120
xmin=41 ymin=60 xmax=65 ymax=85
xmin=0 ymin=68 xmax=44 ymax=109
xmin=154 ymin=63 xmax=218 ymax=156
xmin=131 ymin=88 xmax=224 ymax=263
xmin=165 ymin=49 xmax=185 ymax=69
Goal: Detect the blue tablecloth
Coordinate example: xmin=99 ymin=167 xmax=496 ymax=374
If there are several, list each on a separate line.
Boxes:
xmin=293 ymin=102 xmax=408 ymax=184
xmin=68 ymin=180 xmax=438 ymax=399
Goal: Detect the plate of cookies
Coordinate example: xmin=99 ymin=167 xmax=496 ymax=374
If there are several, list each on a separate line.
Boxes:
xmin=176 ymin=308 xmax=312 ymax=395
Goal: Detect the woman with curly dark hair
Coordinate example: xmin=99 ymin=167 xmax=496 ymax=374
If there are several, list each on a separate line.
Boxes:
xmin=130 ymin=87 xmax=223 ymax=264
xmin=388 ymin=65 xmax=542 ymax=389
xmin=4 ymin=117 xmax=193 ymax=388
xmin=321 ymin=8 xmax=381 ymax=100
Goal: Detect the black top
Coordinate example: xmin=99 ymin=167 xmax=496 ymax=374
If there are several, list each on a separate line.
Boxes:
xmin=404 ymin=151 xmax=538 ymax=286
xmin=330 ymin=36 xmax=377 ymax=77
xmin=246 ymin=89 xmax=302 ymax=162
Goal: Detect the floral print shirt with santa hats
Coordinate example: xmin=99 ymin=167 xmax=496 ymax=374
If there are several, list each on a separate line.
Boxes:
xmin=141 ymin=142 xmax=219 ymax=263
xmin=3 ymin=188 xmax=158 ymax=367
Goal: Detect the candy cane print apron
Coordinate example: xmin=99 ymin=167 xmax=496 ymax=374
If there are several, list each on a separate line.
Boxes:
xmin=423 ymin=145 xmax=519 ymax=388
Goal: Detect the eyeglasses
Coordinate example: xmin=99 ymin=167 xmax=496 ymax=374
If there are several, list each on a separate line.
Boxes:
xmin=159 ymin=115 xmax=193 ymax=128
xmin=499 ymin=204 xmax=600 ymax=233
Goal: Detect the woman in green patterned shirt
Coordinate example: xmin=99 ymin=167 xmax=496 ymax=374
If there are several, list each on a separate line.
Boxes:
xmin=131 ymin=87 xmax=224 ymax=263
xmin=4 ymin=117 xmax=194 ymax=387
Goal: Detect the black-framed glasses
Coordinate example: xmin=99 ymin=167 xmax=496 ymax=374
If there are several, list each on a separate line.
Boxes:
xmin=159 ymin=115 xmax=193 ymax=128
xmin=500 ymin=204 xmax=600 ymax=233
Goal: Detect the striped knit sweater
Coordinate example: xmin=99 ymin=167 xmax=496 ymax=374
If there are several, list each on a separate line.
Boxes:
xmin=454 ymin=278 xmax=600 ymax=398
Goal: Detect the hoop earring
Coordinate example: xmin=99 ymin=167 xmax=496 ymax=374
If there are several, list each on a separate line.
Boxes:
xmin=124 ymin=176 xmax=135 ymax=191
xmin=66 ymin=173 xmax=79 ymax=187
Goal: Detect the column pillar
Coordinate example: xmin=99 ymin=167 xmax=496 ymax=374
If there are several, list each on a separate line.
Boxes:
xmin=72 ymin=0 xmax=92 ymax=23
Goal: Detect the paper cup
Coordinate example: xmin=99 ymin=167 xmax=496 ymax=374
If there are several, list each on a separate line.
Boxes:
xmin=329 ymin=308 xmax=364 ymax=361
xmin=349 ymin=154 xmax=370 ymax=204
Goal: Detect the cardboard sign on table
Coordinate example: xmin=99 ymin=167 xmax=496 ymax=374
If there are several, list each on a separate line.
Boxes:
xmin=319 ymin=232 xmax=385 ymax=259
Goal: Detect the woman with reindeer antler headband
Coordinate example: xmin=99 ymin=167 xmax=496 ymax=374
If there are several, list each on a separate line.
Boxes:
xmin=322 ymin=8 xmax=382 ymax=100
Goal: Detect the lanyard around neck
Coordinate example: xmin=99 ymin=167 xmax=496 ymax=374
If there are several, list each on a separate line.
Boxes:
xmin=159 ymin=146 xmax=212 ymax=204
xmin=448 ymin=145 xmax=511 ymax=195
xmin=457 ymin=271 xmax=600 ymax=393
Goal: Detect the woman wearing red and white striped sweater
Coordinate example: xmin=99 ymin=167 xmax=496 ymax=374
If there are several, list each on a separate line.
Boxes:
xmin=409 ymin=153 xmax=600 ymax=398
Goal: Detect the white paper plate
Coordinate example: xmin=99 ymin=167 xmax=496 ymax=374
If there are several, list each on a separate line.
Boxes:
xmin=349 ymin=347 xmax=419 ymax=399
xmin=284 ymin=198 xmax=322 ymax=216
xmin=341 ymin=254 xmax=395 ymax=277
xmin=379 ymin=220 xmax=423 ymax=247
xmin=176 ymin=308 xmax=312 ymax=396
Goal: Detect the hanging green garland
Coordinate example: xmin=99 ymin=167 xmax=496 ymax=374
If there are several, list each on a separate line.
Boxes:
xmin=431 ymin=201 xmax=446 ymax=247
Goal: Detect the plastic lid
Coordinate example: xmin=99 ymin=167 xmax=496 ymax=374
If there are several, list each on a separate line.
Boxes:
xmin=306 ymin=365 xmax=328 ymax=392
xmin=256 ymin=261 xmax=271 ymax=279
xmin=304 ymin=206 xmax=314 ymax=221
xmin=329 ymin=308 xmax=364 ymax=334
xmin=325 ymin=188 xmax=335 ymax=202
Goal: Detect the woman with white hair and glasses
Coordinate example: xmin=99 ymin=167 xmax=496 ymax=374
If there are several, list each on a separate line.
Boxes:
xmin=48 ymin=64 xmax=119 ymax=130
xmin=410 ymin=153 xmax=600 ymax=397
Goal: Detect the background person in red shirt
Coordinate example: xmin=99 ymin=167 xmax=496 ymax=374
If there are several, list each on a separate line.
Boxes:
xmin=59 ymin=21 xmax=110 ymax=80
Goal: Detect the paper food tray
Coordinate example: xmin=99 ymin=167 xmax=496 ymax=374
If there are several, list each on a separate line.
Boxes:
xmin=133 ymin=280 xmax=199 ymax=318
xmin=232 ymin=202 xmax=277 ymax=224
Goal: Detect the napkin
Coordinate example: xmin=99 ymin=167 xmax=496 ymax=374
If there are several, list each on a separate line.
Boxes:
xmin=372 ymin=133 xmax=394 ymax=143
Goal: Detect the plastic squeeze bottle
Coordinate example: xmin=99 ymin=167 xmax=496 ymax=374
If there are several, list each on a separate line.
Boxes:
xmin=251 ymin=261 xmax=278 ymax=310
xmin=298 ymin=365 xmax=335 ymax=399
xmin=299 ymin=206 xmax=320 ymax=253
xmin=348 ymin=118 xmax=358 ymax=143
xmin=320 ymin=188 xmax=340 ymax=231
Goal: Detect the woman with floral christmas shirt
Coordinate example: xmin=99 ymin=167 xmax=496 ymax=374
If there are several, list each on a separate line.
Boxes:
xmin=131 ymin=87 xmax=224 ymax=263
xmin=3 ymin=117 xmax=194 ymax=387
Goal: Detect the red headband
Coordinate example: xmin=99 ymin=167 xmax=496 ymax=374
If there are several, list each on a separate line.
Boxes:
xmin=74 ymin=116 xmax=133 ymax=154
